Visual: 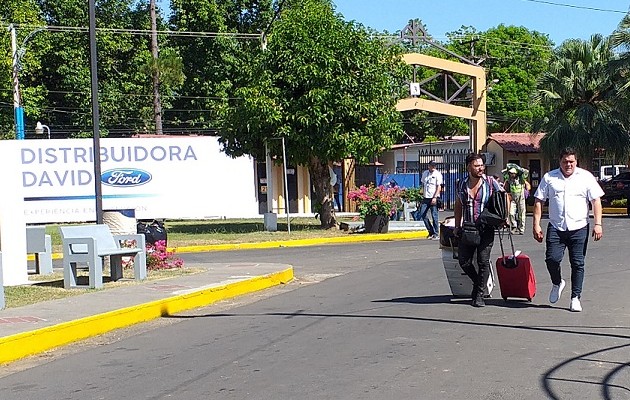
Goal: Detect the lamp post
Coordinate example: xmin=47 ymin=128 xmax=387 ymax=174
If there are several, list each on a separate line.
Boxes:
xmin=35 ymin=122 xmax=50 ymax=139
xmin=8 ymin=24 xmax=46 ymax=140
xmin=8 ymin=24 xmax=24 ymax=140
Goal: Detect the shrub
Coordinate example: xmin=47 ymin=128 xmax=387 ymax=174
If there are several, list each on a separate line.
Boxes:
xmin=401 ymin=187 xmax=423 ymax=203
xmin=611 ymin=198 xmax=627 ymax=207
xmin=347 ymin=184 xmax=403 ymax=218
xmin=146 ymin=240 xmax=184 ymax=270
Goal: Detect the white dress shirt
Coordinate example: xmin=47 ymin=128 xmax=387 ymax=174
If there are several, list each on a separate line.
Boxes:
xmin=534 ymin=167 xmax=604 ymax=231
xmin=422 ymin=169 xmax=443 ymax=198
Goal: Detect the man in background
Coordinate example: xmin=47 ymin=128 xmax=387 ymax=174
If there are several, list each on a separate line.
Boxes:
xmin=505 ymin=165 xmax=531 ymax=235
xmin=419 ymin=160 xmax=443 ymax=240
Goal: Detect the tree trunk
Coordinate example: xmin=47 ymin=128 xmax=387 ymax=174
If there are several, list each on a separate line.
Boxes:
xmin=309 ymin=157 xmax=337 ymax=229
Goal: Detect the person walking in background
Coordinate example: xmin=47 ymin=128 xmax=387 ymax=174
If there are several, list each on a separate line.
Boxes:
xmin=505 ymin=165 xmax=531 ymax=235
xmin=419 ymin=160 xmax=443 ymax=240
xmin=533 ymin=147 xmax=604 ymax=312
xmin=492 ymin=174 xmax=504 ymax=189
xmin=453 ymin=153 xmax=504 ymax=307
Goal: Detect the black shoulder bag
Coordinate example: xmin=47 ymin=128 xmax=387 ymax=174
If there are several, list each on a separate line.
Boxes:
xmin=478 ymin=189 xmax=508 ymax=228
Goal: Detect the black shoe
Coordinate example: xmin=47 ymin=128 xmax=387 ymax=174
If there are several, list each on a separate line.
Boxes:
xmin=472 ymin=293 xmax=485 ymax=307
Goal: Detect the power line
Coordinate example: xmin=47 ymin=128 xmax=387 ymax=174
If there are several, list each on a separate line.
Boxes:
xmin=520 ymin=0 xmax=628 ymax=14
xmin=9 ymin=23 xmax=262 ymax=40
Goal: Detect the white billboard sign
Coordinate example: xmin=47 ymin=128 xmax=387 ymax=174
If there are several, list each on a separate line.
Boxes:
xmin=18 ymin=136 xmax=259 ymax=223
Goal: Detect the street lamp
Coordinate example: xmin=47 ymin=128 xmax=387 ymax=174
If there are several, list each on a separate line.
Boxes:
xmin=8 ymin=24 xmax=46 ymax=140
xmin=35 ymin=121 xmax=50 ymax=139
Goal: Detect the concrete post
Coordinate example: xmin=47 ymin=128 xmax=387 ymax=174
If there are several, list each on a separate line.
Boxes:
xmin=0 ymin=140 xmax=28 ymax=285
xmin=0 ymin=251 xmax=5 ymax=310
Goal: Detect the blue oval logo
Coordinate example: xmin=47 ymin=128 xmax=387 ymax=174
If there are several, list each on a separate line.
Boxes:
xmin=101 ymin=169 xmax=152 ymax=187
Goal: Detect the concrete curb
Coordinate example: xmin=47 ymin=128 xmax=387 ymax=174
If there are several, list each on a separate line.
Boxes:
xmin=36 ymin=230 xmax=429 ymax=261
xmin=0 ymin=267 xmax=294 ymax=365
xmin=171 ymin=231 xmax=428 ymax=254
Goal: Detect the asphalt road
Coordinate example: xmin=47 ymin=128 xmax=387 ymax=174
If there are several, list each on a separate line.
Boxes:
xmin=1 ymin=216 xmax=629 ymax=399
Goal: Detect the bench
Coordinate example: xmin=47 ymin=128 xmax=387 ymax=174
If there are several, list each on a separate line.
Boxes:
xmin=59 ymin=224 xmax=147 ymax=289
xmin=403 ymin=201 xmax=418 ymax=221
xmin=26 ymin=226 xmax=53 ymax=275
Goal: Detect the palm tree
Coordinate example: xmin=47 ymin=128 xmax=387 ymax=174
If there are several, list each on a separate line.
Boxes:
xmin=534 ymin=34 xmax=630 ymax=169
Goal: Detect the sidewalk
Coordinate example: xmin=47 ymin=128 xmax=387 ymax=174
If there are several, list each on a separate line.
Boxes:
xmin=0 ymin=227 xmax=427 ymax=365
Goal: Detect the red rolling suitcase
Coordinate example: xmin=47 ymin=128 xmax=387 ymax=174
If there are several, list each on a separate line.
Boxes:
xmin=495 ymin=229 xmax=536 ymax=302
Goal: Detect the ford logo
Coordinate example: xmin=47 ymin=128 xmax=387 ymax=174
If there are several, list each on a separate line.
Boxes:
xmin=101 ymin=169 xmax=152 ymax=187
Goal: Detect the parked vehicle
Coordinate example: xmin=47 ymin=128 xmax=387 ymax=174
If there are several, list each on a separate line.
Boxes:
xmin=599 ymin=171 xmax=630 ymax=205
xmin=598 ymin=165 xmax=628 ymax=182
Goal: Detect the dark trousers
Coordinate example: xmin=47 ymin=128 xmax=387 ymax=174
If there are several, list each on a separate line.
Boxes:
xmin=418 ymin=198 xmax=439 ymax=236
xmin=458 ymin=226 xmax=495 ymax=295
xmin=545 ymin=223 xmax=589 ymax=299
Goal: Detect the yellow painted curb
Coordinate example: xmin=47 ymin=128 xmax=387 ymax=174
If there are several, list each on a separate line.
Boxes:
xmin=36 ymin=231 xmax=428 ymax=261
xmin=171 ymin=231 xmax=428 ymax=254
xmin=0 ymin=267 xmax=293 ymax=365
xmin=27 ymin=253 xmax=63 ymax=262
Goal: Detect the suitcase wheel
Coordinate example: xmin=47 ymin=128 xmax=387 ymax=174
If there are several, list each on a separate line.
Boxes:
xmin=527 ymin=298 xmax=532 ymax=302
xmin=502 ymin=297 xmax=508 ymax=301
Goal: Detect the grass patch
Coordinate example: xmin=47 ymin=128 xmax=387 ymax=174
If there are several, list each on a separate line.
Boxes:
xmin=4 ymin=285 xmax=88 ymax=308
xmin=5 ymin=267 xmax=205 ymax=309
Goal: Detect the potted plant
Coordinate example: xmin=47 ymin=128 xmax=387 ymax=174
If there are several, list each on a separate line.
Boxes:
xmin=348 ymin=184 xmax=403 ymax=233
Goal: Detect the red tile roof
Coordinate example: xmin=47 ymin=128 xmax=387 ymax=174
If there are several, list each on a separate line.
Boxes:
xmin=489 ymin=133 xmax=545 ymax=153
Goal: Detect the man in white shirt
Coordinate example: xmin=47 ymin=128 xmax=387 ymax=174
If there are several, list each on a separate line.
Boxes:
xmin=419 ymin=160 xmax=443 ymax=240
xmin=533 ymin=147 xmax=604 ymax=312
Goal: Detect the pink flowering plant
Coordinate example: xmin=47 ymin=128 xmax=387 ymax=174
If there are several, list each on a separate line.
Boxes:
xmin=120 ymin=239 xmax=184 ymax=271
xmin=347 ymin=184 xmax=403 ymax=218
xmin=146 ymin=240 xmax=184 ymax=270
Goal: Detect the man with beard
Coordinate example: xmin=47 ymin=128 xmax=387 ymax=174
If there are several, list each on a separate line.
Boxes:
xmin=453 ymin=153 xmax=504 ymax=307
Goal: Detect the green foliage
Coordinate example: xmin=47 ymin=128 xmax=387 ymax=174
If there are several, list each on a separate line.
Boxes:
xmin=447 ymin=24 xmax=554 ymax=133
xmin=218 ymin=0 xmax=407 ymax=227
xmin=0 ymin=0 xmax=186 ymax=137
xmin=611 ymin=198 xmax=627 ymax=207
xmin=219 ymin=0 xmax=406 ymax=164
xmin=0 ymin=0 xmax=50 ymax=136
xmin=534 ymin=34 xmax=630 ymax=164
xmin=168 ymin=0 xmax=273 ymax=133
xmin=401 ymin=186 xmax=423 ymax=203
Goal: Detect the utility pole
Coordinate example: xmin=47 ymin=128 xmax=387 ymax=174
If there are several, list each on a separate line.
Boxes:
xmin=150 ymin=0 xmax=163 ymax=134
xmin=88 ymin=0 xmax=103 ymax=224
xmin=8 ymin=24 xmax=25 ymax=140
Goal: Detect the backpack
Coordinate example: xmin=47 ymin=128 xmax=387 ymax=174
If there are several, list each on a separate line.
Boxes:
xmin=137 ymin=220 xmax=168 ymax=245
xmin=477 ymin=180 xmax=508 ymax=228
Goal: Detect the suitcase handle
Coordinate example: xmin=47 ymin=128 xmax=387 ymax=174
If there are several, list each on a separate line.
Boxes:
xmin=502 ymin=255 xmax=519 ymax=269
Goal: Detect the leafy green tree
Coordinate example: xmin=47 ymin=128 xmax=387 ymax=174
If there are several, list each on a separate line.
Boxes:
xmin=168 ymin=0 xmax=273 ymax=133
xmin=534 ymin=34 xmax=630 ymax=169
xmin=447 ymin=24 xmax=554 ymax=133
xmin=0 ymin=0 xmax=50 ymax=138
xmin=219 ymin=0 xmax=407 ymax=228
xmin=35 ymin=0 xmax=174 ymax=137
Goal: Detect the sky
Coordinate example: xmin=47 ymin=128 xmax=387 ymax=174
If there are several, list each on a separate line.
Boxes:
xmin=330 ymin=0 xmax=630 ymax=45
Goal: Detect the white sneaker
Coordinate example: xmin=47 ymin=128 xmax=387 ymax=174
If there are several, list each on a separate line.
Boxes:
xmin=570 ymin=297 xmax=582 ymax=312
xmin=549 ymin=279 xmax=566 ymax=304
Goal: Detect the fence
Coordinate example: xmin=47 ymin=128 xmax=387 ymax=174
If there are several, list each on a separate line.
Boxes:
xmin=376 ymin=148 xmax=469 ymax=210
